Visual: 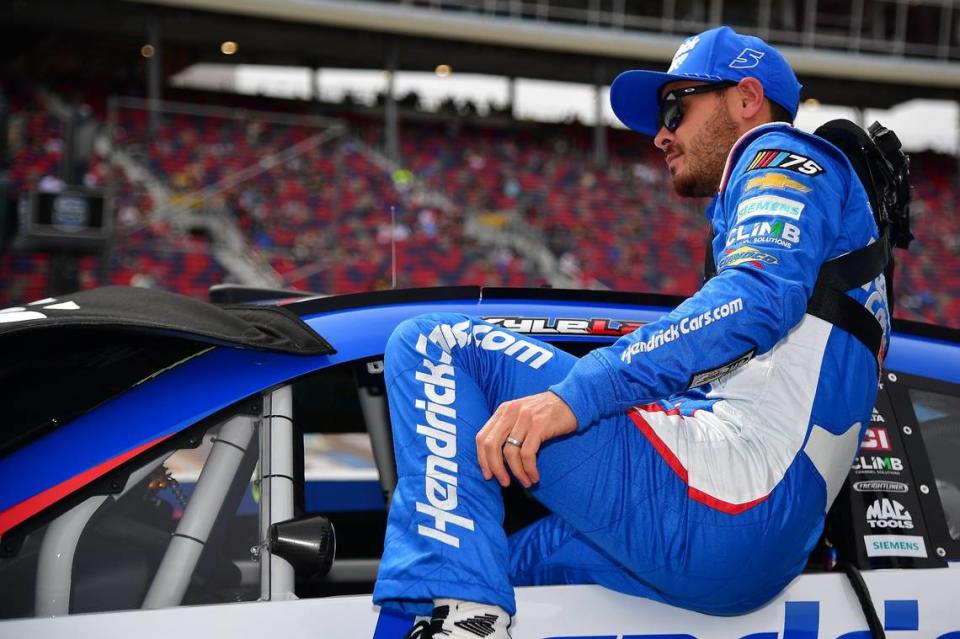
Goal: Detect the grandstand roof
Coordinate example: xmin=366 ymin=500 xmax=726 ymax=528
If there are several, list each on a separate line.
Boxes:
xmin=3 ymin=0 xmax=959 ymax=109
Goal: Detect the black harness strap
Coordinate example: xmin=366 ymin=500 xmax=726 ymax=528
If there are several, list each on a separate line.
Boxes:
xmin=806 ymin=284 xmax=884 ymax=361
xmin=805 ymin=229 xmax=889 ymax=362
xmin=702 ymin=119 xmax=911 ymax=367
xmin=703 ymin=230 xmax=887 ymax=364
xmin=815 ymin=233 xmax=890 ymax=292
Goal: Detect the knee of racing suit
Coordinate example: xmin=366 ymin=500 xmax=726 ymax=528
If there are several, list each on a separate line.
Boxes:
xmin=384 ymin=312 xmax=478 ymax=379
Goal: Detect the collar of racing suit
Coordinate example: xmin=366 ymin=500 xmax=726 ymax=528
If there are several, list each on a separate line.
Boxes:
xmin=703 ymin=122 xmax=794 ymax=227
xmin=716 ymin=122 xmax=794 ymax=194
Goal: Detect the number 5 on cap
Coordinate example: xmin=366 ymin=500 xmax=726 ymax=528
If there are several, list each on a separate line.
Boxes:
xmin=730 ymin=48 xmax=764 ymax=69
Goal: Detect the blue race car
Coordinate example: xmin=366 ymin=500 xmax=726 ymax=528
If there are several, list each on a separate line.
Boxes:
xmin=0 ymin=285 xmax=958 ymax=638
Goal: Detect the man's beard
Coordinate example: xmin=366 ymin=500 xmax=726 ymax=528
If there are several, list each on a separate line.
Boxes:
xmin=671 ymin=105 xmax=740 ymax=197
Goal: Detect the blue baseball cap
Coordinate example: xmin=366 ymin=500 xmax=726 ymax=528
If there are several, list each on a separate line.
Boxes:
xmin=610 ymin=26 xmax=802 ymax=136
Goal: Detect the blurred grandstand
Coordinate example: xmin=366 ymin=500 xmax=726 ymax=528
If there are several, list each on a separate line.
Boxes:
xmin=1 ymin=0 xmax=958 ymax=327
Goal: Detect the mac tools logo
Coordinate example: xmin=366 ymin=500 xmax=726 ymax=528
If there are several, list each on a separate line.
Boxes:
xmin=866 ymin=498 xmax=914 ymax=530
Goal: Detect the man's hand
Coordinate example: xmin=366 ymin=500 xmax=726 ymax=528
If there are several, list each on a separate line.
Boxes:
xmin=476 ymin=391 xmax=578 ymax=489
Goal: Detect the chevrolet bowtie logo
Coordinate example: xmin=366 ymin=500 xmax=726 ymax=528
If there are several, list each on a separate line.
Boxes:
xmin=745 ymin=172 xmax=811 ymax=193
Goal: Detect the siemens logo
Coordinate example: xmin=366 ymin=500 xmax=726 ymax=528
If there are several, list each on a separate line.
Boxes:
xmin=735 ymin=194 xmax=805 ymax=223
xmin=864 ymin=534 xmax=928 ymax=558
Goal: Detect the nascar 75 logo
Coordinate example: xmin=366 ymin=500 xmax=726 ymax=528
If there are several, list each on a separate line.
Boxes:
xmin=747 ymin=149 xmax=825 ymax=176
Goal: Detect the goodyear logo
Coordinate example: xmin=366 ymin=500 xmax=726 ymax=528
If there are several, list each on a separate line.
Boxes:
xmin=718 ymin=246 xmax=779 ymax=270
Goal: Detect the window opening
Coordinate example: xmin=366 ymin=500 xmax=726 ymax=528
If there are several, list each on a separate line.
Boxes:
xmin=0 ymin=412 xmax=261 ymax=620
xmin=908 ymin=388 xmax=960 ymax=541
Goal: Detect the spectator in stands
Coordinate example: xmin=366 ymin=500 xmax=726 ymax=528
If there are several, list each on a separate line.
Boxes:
xmin=37 ymin=173 xmax=64 ymax=193
xmin=374 ymin=26 xmax=890 ymax=639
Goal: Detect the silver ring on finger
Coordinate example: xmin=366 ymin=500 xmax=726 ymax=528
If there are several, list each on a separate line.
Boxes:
xmin=505 ymin=436 xmax=523 ymax=448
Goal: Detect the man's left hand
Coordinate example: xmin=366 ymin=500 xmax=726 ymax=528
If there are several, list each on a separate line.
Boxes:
xmin=476 ymin=391 xmax=578 ymax=489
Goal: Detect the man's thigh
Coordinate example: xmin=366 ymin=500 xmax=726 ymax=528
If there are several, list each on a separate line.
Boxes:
xmin=384 ymin=312 xmax=579 ymax=421
xmin=385 ymin=313 xmax=680 ymax=556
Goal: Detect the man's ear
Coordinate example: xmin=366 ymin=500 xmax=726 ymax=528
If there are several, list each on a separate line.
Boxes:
xmin=734 ymin=78 xmax=766 ymax=121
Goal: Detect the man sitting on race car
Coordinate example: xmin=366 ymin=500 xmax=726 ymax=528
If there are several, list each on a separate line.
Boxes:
xmin=374 ymin=26 xmax=889 ymax=639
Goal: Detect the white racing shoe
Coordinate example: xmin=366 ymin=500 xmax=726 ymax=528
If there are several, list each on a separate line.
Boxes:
xmin=403 ymin=599 xmax=512 ymax=639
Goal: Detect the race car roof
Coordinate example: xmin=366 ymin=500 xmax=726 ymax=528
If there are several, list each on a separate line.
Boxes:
xmin=0 ymin=286 xmax=333 ymax=455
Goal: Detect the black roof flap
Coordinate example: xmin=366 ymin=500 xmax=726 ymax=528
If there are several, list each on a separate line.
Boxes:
xmin=0 ymin=286 xmax=334 ymax=454
xmin=0 ymin=286 xmax=335 ymax=355
xmin=208 ymin=284 xmax=319 ymax=305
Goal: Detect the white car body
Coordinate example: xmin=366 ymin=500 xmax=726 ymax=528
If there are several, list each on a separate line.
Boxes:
xmin=2 ymin=287 xmax=959 ymax=638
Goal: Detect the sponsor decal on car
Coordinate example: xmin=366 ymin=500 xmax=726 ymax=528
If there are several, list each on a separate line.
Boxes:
xmin=862 ymin=269 xmax=891 ymax=360
xmin=746 ymin=149 xmax=825 ymax=176
xmin=744 ymin=172 xmax=811 ymax=194
xmin=725 ymin=220 xmax=801 ymax=249
xmin=866 ymin=497 xmax=914 ymax=530
xmin=861 ymin=426 xmax=892 ymax=452
xmin=482 ymin=317 xmax=644 ymax=337
xmin=620 ymin=299 xmax=744 ymax=363
xmin=853 ymin=455 xmax=903 ymax=474
xmin=864 ymin=534 xmax=928 ymax=558
xmin=0 ymin=297 xmax=80 ymax=324
xmin=853 ymin=480 xmax=909 ymax=493
xmin=871 ymin=407 xmax=885 ymax=423
xmin=717 ymin=246 xmax=779 ymax=270
xmin=531 ymin=599 xmax=921 ymax=638
xmin=735 ymin=194 xmax=805 ymax=223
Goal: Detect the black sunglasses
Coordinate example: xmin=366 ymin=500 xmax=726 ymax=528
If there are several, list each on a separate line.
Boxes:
xmin=658 ymin=82 xmax=737 ymax=132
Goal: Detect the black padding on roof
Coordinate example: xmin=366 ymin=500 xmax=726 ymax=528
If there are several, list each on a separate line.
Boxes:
xmin=0 ymin=286 xmax=334 ymax=355
xmin=0 ymin=330 xmax=209 ymax=455
xmin=0 ymin=286 xmax=334 ymax=454
xmin=208 ymin=284 xmax=317 ymax=305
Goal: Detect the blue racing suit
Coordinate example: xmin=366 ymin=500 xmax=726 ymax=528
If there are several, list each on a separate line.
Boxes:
xmin=373 ymin=123 xmax=889 ymax=617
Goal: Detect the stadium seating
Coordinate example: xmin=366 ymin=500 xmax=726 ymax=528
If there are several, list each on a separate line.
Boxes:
xmin=0 ymin=93 xmax=225 ymax=305
xmin=2 ymin=88 xmax=958 ymax=332
xmin=107 ymin=101 xmax=532 ymax=294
